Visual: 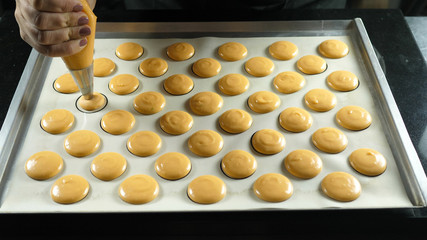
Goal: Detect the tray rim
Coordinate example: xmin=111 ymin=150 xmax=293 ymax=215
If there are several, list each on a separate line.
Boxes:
xmin=0 ymin=18 xmax=426 ymax=211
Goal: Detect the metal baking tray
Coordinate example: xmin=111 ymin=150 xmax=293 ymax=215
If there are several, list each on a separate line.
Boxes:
xmin=0 ymin=18 xmax=426 ymax=212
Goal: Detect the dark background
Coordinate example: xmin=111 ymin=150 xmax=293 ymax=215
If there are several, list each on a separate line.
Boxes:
xmin=1 ymin=0 xmax=427 ymax=238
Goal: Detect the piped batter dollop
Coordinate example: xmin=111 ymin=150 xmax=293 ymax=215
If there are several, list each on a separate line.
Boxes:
xmin=251 ymin=129 xmax=286 ymax=155
xmin=218 ymin=42 xmax=248 ymax=61
xmin=192 ymin=58 xmax=221 ymax=78
xmin=321 ymin=172 xmax=361 ymax=202
xmin=127 ymin=131 xmax=162 ymax=157
xmin=50 ymin=175 xmax=89 ymax=204
xmin=25 ymin=151 xmax=63 ymax=180
xmin=297 ymin=55 xmax=327 ymax=75
xmin=139 ymin=58 xmax=168 ymax=77
xmin=189 ymin=91 xmax=223 ymax=116
xmin=41 ymin=109 xmax=74 ymax=134
xmin=312 ymin=127 xmax=348 ymax=153
xmin=187 ymin=175 xmax=226 ymax=204
xmin=279 ymin=107 xmax=313 ymax=132
xmin=269 ymin=41 xmax=298 ymax=60
xmin=133 ymin=91 xmax=166 ymax=115
xmin=318 ymin=40 xmax=349 ymax=59
xmin=253 ymin=173 xmax=293 ymax=202
xmin=118 ymin=174 xmax=159 ymax=204
xmin=221 ymin=150 xmax=257 ymax=179
xmin=167 ymin=42 xmax=195 ymax=61
xmin=64 ymin=130 xmax=100 ymax=157
xmin=155 ymin=152 xmax=191 ymax=180
xmin=245 ymin=57 xmax=275 ymax=77
xmin=248 ymin=91 xmax=280 ymax=113
xmin=188 ymin=130 xmax=223 ymax=157
xmin=116 ymin=42 xmax=143 ymax=60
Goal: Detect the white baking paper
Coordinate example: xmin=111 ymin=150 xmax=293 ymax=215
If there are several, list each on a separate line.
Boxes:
xmin=0 ymin=36 xmax=413 ymax=212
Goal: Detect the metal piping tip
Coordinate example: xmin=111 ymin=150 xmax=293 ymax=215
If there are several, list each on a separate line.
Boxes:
xmin=69 ymin=64 xmax=94 ymax=100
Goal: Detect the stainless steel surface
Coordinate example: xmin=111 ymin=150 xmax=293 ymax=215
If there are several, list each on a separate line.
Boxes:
xmin=0 ymin=19 xmax=426 ymax=210
xmin=353 ymin=18 xmax=427 ymax=206
xmin=69 ymin=64 xmax=94 ymax=100
xmin=0 ymin=50 xmax=50 ymax=202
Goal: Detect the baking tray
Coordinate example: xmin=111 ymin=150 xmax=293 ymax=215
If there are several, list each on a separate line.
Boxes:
xmin=0 ymin=18 xmax=426 ymax=212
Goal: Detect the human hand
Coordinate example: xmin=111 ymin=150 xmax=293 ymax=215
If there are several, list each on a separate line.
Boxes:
xmin=14 ymin=0 xmax=96 ymax=57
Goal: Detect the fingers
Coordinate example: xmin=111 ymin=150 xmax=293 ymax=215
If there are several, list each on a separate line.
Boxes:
xmin=21 ymin=3 xmax=89 ymax=30
xmin=41 ymin=38 xmax=89 ymax=57
xmin=38 ymin=25 xmax=91 ymax=45
xmin=16 ymin=5 xmax=89 ymax=57
xmin=15 ymin=0 xmax=93 ymax=57
xmin=34 ymin=12 xmax=89 ymax=30
xmin=32 ymin=0 xmax=84 ymax=13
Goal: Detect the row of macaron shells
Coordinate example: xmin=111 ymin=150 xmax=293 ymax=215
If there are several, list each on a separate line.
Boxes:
xmin=30 ymin=39 xmax=384 ymax=204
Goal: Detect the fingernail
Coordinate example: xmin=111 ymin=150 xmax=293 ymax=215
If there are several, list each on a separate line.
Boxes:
xmin=78 ymin=17 xmax=89 ymax=25
xmin=73 ymin=4 xmax=83 ymax=12
xmin=80 ymin=38 xmax=88 ymax=47
xmin=79 ymin=27 xmax=91 ymax=37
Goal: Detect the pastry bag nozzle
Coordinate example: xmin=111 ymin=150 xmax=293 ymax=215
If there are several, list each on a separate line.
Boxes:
xmin=69 ymin=63 xmax=94 ymax=100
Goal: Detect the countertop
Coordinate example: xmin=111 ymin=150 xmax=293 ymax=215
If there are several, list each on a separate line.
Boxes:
xmin=0 ymin=8 xmax=426 ymax=237
xmin=406 ymin=16 xmax=427 ymax=62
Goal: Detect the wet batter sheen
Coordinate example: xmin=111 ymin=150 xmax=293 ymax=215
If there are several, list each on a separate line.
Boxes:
xmin=245 ymin=57 xmax=275 ymax=77
xmin=218 ymin=73 xmax=249 ymax=96
xmin=312 ymin=127 xmax=348 ymax=153
xmin=163 ymin=74 xmax=194 ymax=95
xmin=304 ymin=88 xmax=337 ymax=112
xmin=64 ymin=130 xmax=100 ymax=157
xmin=251 ymin=129 xmax=286 ymax=155
xmin=155 ymin=152 xmax=191 ymax=180
xmin=54 ymin=73 xmax=79 ymax=93
xmin=77 ymin=92 xmax=106 ymax=112
xmin=297 ymin=55 xmax=327 ymax=75
xmin=327 ymin=70 xmax=359 ymax=91
xmin=90 ymin=152 xmax=127 ymax=181
xmin=109 ymin=74 xmax=140 ymax=95
xmin=115 ymin=42 xmax=143 ymax=60
xmin=219 ymin=109 xmax=253 ymax=134
xmin=139 ymin=57 xmax=168 ymax=77
xmin=336 ymin=105 xmax=372 ymax=130
xmin=189 ymin=91 xmax=223 ymax=116
xmin=118 ymin=174 xmax=159 ymax=204
xmin=221 ymin=150 xmax=257 ymax=179
xmin=349 ymin=148 xmax=387 ymax=176
xmin=101 ymin=110 xmax=135 ymax=135
xmin=93 ymin=58 xmax=116 ymax=77
xmin=248 ymin=91 xmax=281 ymax=113
xmin=41 ymin=109 xmax=74 ymax=134
xmin=284 ymin=149 xmax=322 ymax=179
xmin=127 ymin=131 xmax=162 ymax=157
xmin=318 ymin=39 xmax=349 ymax=59
xmin=269 ymin=41 xmax=298 ymax=60
xmin=321 ymin=172 xmax=361 ymax=202
xmin=218 ymin=42 xmax=248 ymax=61
xmin=133 ymin=91 xmax=166 ymax=115
xmin=25 ymin=151 xmax=63 ymax=180
xmin=253 ymin=173 xmax=293 ymax=202
xmin=279 ymin=107 xmax=313 ymax=132
xmin=192 ymin=58 xmax=221 ymax=78
xmin=61 ymin=0 xmax=96 ymax=70
xmin=188 ymin=130 xmax=224 ymax=157
xmin=273 ymin=71 xmax=305 ymax=94
xmin=51 ymin=175 xmax=89 ymax=204
xmin=187 ymin=175 xmax=226 ymax=204
xmin=160 ymin=110 xmax=193 ymax=135
xmin=167 ymin=42 xmax=195 ymax=61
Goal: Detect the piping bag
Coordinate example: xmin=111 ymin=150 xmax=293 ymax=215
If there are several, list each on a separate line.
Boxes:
xmin=62 ymin=0 xmax=97 ymax=100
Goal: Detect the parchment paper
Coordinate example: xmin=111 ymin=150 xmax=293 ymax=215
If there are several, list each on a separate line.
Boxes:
xmin=0 ymin=36 xmax=413 ymax=212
